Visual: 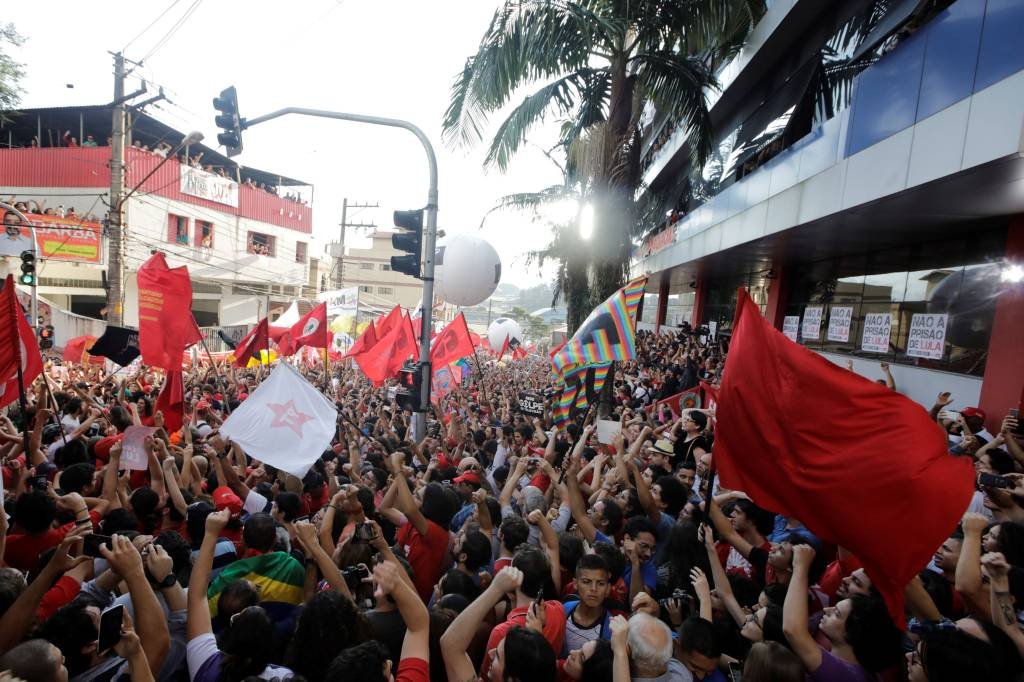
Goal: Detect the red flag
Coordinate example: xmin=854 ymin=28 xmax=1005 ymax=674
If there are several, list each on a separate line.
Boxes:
xmin=234 ymin=318 xmax=270 ymax=368
xmin=374 ymin=305 xmax=403 ymax=340
xmin=155 ymin=370 xmax=184 ymax=433
xmin=281 ymin=302 xmax=328 ymax=356
xmin=713 ymin=289 xmax=973 ymax=625
xmin=345 ymin=322 xmax=378 ymax=359
xmin=468 ymin=330 xmax=483 ymax=348
xmin=137 ymin=253 xmax=202 ymax=370
xmin=512 ymin=345 xmax=527 ymax=361
xmin=358 ymin=314 xmax=417 ymax=385
xmin=63 ymin=335 xmax=103 ymax=365
xmin=549 ymin=339 xmax=567 ymax=358
xmin=0 ymin=275 xmax=43 ymax=409
xmin=496 ymin=335 xmax=510 ymax=361
xmin=430 ymin=313 xmax=475 ymax=368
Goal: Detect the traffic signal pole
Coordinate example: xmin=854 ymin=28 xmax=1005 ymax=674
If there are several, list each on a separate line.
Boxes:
xmin=0 ymin=201 xmax=39 ymax=330
xmin=241 ymin=107 xmax=438 ymax=439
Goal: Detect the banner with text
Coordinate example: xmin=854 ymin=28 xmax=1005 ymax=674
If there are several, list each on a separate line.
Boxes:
xmin=802 ymin=307 xmax=823 ymax=341
xmin=906 ymin=313 xmax=948 ymax=360
xmin=782 ymin=316 xmax=800 ymax=341
xmin=1 ymin=216 xmax=103 ymax=264
xmin=180 ymin=165 xmax=239 ymax=207
xmin=827 ymin=306 xmax=853 ymax=343
xmin=861 ymin=313 xmax=892 ymax=353
xmin=317 ymin=288 xmax=358 ymax=317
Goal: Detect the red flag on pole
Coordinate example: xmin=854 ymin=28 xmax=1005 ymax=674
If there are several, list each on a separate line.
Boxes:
xmin=357 ymin=314 xmax=417 ymax=385
xmin=234 ymin=318 xmax=270 ymax=368
xmin=280 ymin=302 xmax=328 ymax=356
xmin=0 ymin=275 xmax=43 ymax=409
xmin=155 ymin=370 xmax=185 ymax=433
xmin=713 ymin=288 xmax=973 ymax=625
xmin=345 ymin=322 xmax=378 ymax=359
xmin=496 ymin=335 xmax=510 ymax=361
xmin=374 ymin=305 xmax=403 ymax=340
xmin=137 ymin=253 xmax=202 ymax=370
xmin=430 ymin=313 xmax=475 ymax=368
xmin=63 ymin=335 xmax=103 ymax=365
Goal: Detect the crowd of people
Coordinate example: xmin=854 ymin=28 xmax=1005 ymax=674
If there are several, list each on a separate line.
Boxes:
xmin=1 ymin=327 xmax=1023 ymax=682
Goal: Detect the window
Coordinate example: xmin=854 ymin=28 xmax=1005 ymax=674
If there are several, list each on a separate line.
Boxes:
xmin=196 ymin=220 xmax=213 ymax=248
xmin=380 ymin=263 xmax=392 ymax=271
xmin=247 ymin=231 xmax=275 ymax=257
xmin=359 ymin=262 xmax=374 ymax=270
xmin=295 ymin=241 xmax=308 ymax=264
xmin=359 ymin=285 xmax=373 ymax=294
xmin=168 ymin=214 xmax=189 ymax=245
xmin=377 ymin=287 xmax=394 ymax=295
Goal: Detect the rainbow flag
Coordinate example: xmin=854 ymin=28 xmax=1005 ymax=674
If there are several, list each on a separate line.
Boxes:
xmin=207 ymin=551 xmax=305 ymax=616
xmin=552 ymin=364 xmax=611 ymax=431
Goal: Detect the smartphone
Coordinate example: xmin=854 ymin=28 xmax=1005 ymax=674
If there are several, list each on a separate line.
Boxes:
xmin=355 ymin=523 xmax=375 ymax=542
xmin=978 ymin=473 xmax=1010 ymax=489
xmin=28 ymin=475 xmax=49 ymax=491
xmin=728 ymin=661 xmax=742 ymax=682
xmin=83 ymin=533 xmax=114 ymax=558
xmin=1011 ymin=408 xmax=1024 ymax=437
xmin=97 ymin=605 xmax=124 ymax=654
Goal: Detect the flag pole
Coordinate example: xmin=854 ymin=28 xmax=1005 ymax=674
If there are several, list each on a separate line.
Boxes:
xmin=40 ymin=369 xmax=68 ymax=447
xmin=471 ymin=351 xmax=490 ymax=405
xmin=322 ymin=347 xmax=329 ymax=388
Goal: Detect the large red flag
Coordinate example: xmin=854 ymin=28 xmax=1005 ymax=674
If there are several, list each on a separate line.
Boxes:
xmin=495 ymin=335 xmax=510 ymax=361
xmin=714 ymin=289 xmax=973 ymax=625
xmin=137 ymin=253 xmax=202 ymax=370
xmin=234 ymin=318 xmax=270 ymax=368
xmin=280 ymin=302 xmax=328 ymax=356
xmin=345 ymin=322 xmax=378 ymax=359
xmin=155 ymin=370 xmax=184 ymax=433
xmin=358 ymin=314 xmax=417 ymax=385
xmin=430 ymin=313 xmax=475 ymax=368
xmin=63 ymin=335 xmax=104 ymax=365
xmin=0 ymin=275 xmax=43 ymax=409
xmin=374 ymin=305 xmax=403 ymax=340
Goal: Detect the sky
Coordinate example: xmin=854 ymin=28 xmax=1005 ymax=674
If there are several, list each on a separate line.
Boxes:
xmin=9 ymin=0 xmax=569 ymax=289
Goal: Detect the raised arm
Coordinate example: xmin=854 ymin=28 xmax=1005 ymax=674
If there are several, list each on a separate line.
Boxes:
xmin=441 ymin=567 xmax=522 ymax=682
xmin=293 ymin=521 xmax=354 ymax=600
xmin=565 ymin=456 xmax=599 ymax=543
xmin=187 ymin=509 xmax=228 ymax=641
xmin=982 ymin=552 xmax=1024 ymax=658
xmin=955 ymin=512 xmax=988 ymax=612
xmin=376 ymin=560 xmax=429 ymax=663
xmin=101 ymin=534 xmax=170 ymax=674
xmin=700 ymin=523 xmax=745 ymax=626
xmin=707 ymin=497 xmax=753 ymax=558
xmin=783 ymin=544 xmax=822 ymax=672
xmin=388 ymin=452 xmax=429 ymax=536
xmin=528 ymin=509 xmax=561 ymax=592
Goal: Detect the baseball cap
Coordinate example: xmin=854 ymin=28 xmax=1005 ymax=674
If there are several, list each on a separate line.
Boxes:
xmin=452 ymin=471 xmax=482 ymax=486
xmin=212 ymin=485 xmax=243 ymax=515
xmin=962 ymin=407 xmax=987 ymax=421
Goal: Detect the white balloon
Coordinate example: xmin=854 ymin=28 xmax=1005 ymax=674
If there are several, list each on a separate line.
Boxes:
xmin=487 ymin=318 xmax=523 ymax=349
xmin=434 ymin=233 xmax=501 ymax=307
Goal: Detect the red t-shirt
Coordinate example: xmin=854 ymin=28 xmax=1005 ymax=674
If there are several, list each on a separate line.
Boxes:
xmin=395 ymin=657 xmax=428 ymax=682
xmin=818 ymin=553 xmax=863 ymax=604
xmin=3 ymin=511 xmax=100 ymax=571
xmin=396 ymin=519 xmax=451 ymax=603
xmin=481 ymin=600 xmax=566 ymax=679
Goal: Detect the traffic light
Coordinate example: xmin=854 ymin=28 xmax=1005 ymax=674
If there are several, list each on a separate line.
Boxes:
xmin=391 ymin=209 xmax=423 ymax=278
xmin=213 ymin=86 xmax=243 ymax=157
xmin=395 ymin=361 xmax=424 ymax=412
xmin=19 ymin=250 xmax=36 ymax=286
xmin=38 ymin=325 xmax=54 ymax=350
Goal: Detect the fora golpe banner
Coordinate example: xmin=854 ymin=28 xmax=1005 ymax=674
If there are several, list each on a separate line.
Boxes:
xmin=179 ymin=165 xmax=239 ymax=207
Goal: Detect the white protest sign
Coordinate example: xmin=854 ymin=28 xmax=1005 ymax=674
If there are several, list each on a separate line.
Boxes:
xmin=782 ymin=316 xmax=800 ymax=341
xmin=906 ymin=313 xmax=948 ymax=360
xmin=827 ymin=306 xmax=853 ymax=343
xmin=596 ymin=419 xmax=622 ymax=445
xmin=708 ymin=321 xmax=717 ymax=340
xmin=802 ymin=307 xmax=823 ymax=341
xmin=861 ymin=313 xmax=892 ymax=353
xmin=121 ymin=426 xmax=159 ymax=471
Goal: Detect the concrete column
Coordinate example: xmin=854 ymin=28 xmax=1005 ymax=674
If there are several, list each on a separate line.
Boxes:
xmin=655 ymin=274 xmax=670 ymax=334
xmin=764 ymin=265 xmax=791 ymax=330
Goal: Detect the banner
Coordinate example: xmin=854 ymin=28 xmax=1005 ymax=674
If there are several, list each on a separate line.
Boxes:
xmin=517 ymin=391 xmax=545 ymax=417
xmin=89 ymin=326 xmax=141 ymax=366
xmin=801 ymin=306 xmax=823 ymax=341
xmin=782 ymin=316 xmax=800 ymax=341
xmin=316 ymin=288 xmax=358 ymax=317
xmin=861 ymin=313 xmax=892 ymax=353
xmin=826 ymin=306 xmax=853 ymax=343
xmin=1 ymin=216 xmax=104 ymax=264
xmin=179 ymin=165 xmax=239 ymax=206
xmin=906 ymin=313 xmax=948 ymax=360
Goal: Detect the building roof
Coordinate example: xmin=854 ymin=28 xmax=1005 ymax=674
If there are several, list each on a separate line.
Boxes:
xmin=2 ymin=105 xmax=309 ymax=187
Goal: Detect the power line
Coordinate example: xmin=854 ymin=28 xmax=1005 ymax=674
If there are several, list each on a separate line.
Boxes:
xmin=139 ymin=0 xmax=204 ymax=63
xmin=123 ymin=0 xmax=186 ymax=52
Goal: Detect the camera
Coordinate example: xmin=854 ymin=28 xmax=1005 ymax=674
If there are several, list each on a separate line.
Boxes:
xmin=658 ymin=588 xmax=694 ymax=610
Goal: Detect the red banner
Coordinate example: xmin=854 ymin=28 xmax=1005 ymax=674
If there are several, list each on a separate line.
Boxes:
xmin=137 ymin=253 xmax=202 ymax=370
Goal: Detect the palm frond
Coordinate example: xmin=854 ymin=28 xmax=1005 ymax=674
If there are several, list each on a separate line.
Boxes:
xmin=478 ymin=184 xmax=577 ymax=229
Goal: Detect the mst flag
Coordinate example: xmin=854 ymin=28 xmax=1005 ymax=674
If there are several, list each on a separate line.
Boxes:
xmin=280 ymin=302 xmax=328 ymax=356
xmin=137 ymin=253 xmax=202 ymax=370
xmin=551 ymin=276 xmax=646 ymax=378
xmin=713 ymin=288 xmax=974 ymax=625
xmin=234 ymin=318 xmax=270 ymax=368
xmin=218 ymin=363 xmax=337 ymax=478
xmin=358 ymin=314 xmax=417 ymax=385
xmin=155 ymin=370 xmax=185 ymax=434
xmin=430 ymin=313 xmax=475 ymax=368
xmin=0 ymin=275 xmax=43 ymax=409
xmin=87 ymin=325 xmax=140 ymax=366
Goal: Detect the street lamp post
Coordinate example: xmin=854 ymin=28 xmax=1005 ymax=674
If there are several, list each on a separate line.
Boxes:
xmin=240 ymin=108 xmax=438 ymax=439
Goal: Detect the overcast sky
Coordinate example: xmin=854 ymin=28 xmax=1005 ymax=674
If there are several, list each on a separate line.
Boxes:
xmin=10 ymin=0 xmax=568 ymax=289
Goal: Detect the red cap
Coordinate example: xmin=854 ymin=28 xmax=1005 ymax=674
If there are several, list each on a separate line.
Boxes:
xmin=195 ymin=400 xmax=210 ymax=410
xmin=213 ymin=485 xmax=243 ymax=514
xmin=962 ymin=407 xmax=987 ymax=421
xmin=453 ymin=471 xmax=482 ymax=486
xmin=93 ymin=434 xmax=124 ymax=461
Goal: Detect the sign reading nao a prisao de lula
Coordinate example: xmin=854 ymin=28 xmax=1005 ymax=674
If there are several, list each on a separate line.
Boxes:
xmin=782 ymin=316 xmax=800 ymax=341
xmin=827 ymin=306 xmax=853 ymax=343
xmin=802 ymin=307 xmax=823 ymax=341
xmin=906 ymin=313 xmax=948 ymax=360
xmin=861 ymin=313 xmax=892 ymax=353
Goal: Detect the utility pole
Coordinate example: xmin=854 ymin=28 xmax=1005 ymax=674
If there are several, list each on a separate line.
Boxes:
xmin=105 ymin=52 xmax=126 ymax=325
xmin=334 ymin=198 xmax=377 ymax=289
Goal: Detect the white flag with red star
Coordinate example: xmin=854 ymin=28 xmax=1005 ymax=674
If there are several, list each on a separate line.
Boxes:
xmin=218 ymin=362 xmax=337 ymax=477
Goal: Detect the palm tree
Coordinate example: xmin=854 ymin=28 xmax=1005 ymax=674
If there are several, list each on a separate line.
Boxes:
xmin=444 ymin=0 xmax=765 ymax=313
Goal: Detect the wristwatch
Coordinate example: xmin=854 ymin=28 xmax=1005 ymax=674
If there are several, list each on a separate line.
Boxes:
xmin=157 ymin=574 xmax=177 ymax=589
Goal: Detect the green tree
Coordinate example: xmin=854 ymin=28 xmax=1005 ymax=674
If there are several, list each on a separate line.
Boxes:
xmin=0 ymin=24 xmax=26 ymax=124
xmin=445 ymin=0 xmax=764 ymax=317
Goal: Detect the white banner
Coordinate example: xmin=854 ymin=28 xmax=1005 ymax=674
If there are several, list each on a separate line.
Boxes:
xmin=179 ymin=166 xmax=239 ymax=207
xmin=802 ymin=307 xmax=823 ymax=341
xmin=827 ymin=306 xmax=853 ymax=343
xmin=317 ymin=288 xmax=358 ymax=317
xmin=122 ymin=426 xmax=159 ymax=471
xmin=861 ymin=313 xmax=892 ymax=353
xmin=782 ymin=316 xmax=800 ymax=341
xmin=906 ymin=313 xmax=948 ymax=360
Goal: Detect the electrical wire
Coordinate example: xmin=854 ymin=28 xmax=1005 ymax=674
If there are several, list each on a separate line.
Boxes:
xmin=123 ymin=0 xmax=186 ymax=52
xmin=138 ymin=0 xmax=204 ymax=63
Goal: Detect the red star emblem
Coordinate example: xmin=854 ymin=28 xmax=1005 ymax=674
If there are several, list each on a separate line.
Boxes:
xmin=267 ymin=400 xmax=314 ymax=437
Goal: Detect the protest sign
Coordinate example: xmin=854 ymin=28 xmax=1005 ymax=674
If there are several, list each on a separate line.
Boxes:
xmin=861 ymin=313 xmax=892 ymax=353
xmin=906 ymin=314 xmax=948 ymax=360
xmin=827 ymin=306 xmax=853 ymax=343
xmin=122 ymin=426 xmax=159 ymax=471
xmin=517 ymin=391 xmax=545 ymax=417
xmin=802 ymin=307 xmax=823 ymax=341
xmin=783 ymin=316 xmax=800 ymax=341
